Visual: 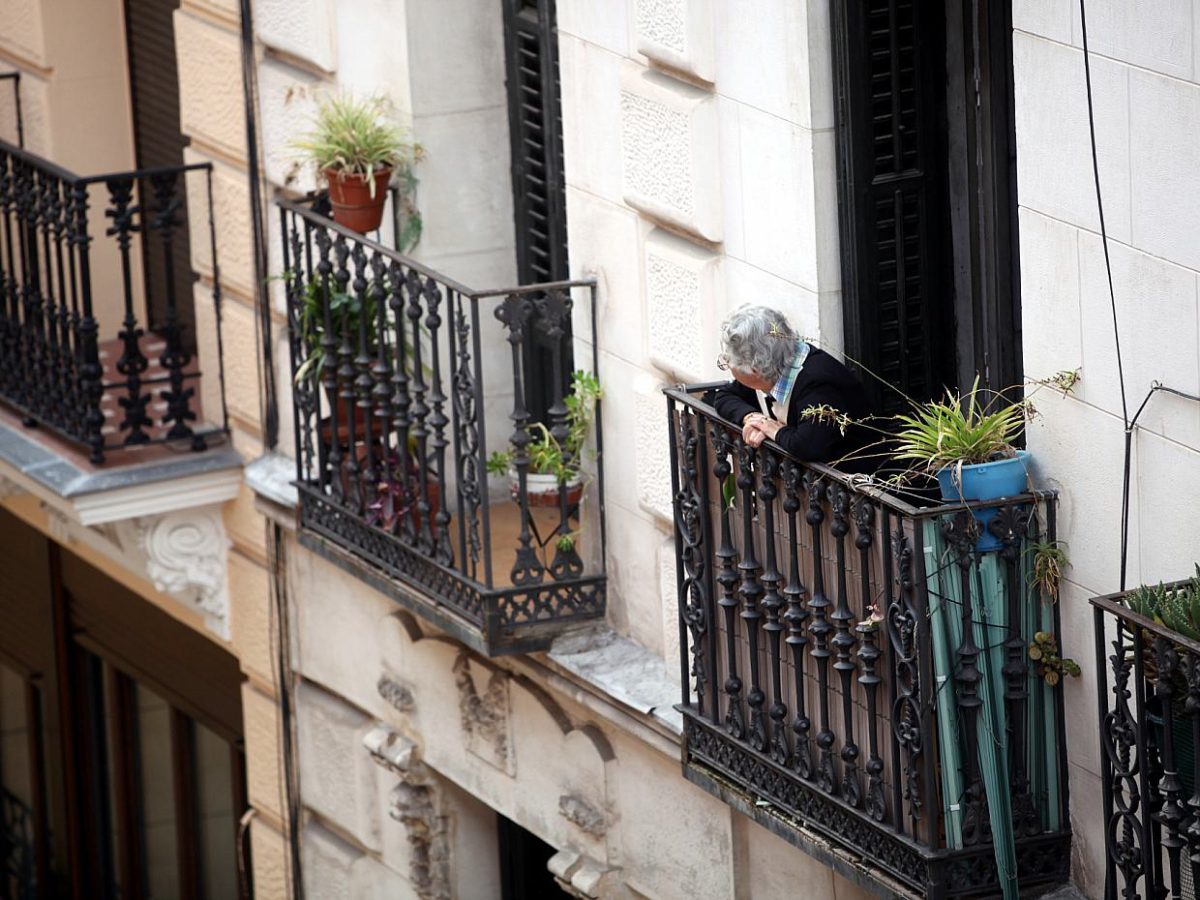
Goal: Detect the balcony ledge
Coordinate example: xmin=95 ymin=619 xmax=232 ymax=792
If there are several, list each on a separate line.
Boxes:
xmin=0 ymin=417 xmax=242 ymax=526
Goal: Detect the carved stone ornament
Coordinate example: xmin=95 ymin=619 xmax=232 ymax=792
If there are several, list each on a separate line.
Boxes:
xmin=453 ymin=650 xmax=514 ymax=776
xmin=42 ymin=502 xmax=231 ymax=639
xmin=558 ymin=794 xmax=606 ymax=837
xmin=0 ymin=475 xmax=24 ymax=501
xmin=364 ymin=725 xmax=451 ymax=900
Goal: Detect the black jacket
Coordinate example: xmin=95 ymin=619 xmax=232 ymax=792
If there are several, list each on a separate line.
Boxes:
xmin=706 ymin=347 xmax=874 ymax=470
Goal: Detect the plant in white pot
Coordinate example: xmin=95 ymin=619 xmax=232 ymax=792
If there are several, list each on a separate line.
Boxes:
xmin=292 ymin=95 xmax=421 ymax=235
xmin=487 ymin=371 xmax=602 ymax=515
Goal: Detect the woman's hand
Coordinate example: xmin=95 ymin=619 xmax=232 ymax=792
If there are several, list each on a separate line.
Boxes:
xmin=742 ymin=414 xmax=783 ymax=447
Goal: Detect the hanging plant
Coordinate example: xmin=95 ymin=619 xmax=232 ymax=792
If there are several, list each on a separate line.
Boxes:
xmin=1029 ymin=539 xmax=1070 ymax=604
xmin=1028 ymin=632 xmax=1081 ymax=687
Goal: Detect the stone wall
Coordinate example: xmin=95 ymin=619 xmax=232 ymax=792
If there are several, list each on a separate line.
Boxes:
xmin=1012 ymin=1 xmax=1200 ymax=895
xmin=558 ymin=0 xmax=841 ymax=666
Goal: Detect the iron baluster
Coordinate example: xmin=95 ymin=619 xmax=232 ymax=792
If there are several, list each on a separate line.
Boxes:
xmin=853 ymin=496 xmax=885 ymax=821
xmin=150 ymin=172 xmax=199 ymax=445
xmin=387 ymin=260 xmax=413 ymax=543
xmin=70 ymin=182 xmax=104 ymax=463
xmin=406 ymin=268 xmax=433 ymax=553
xmin=1184 ymin=655 xmax=1200 ymax=888
xmin=495 ymin=292 xmax=543 ymax=585
xmin=711 ymin=424 xmax=744 ymax=739
xmin=422 ymin=275 xmax=453 ymax=566
xmin=1151 ymin=636 xmax=1186 ymax=897
xmin=781 ymin=460 xmax=811 ymax=777
xmin=539 ymin=289 xmax=583 ymax=580
xmin=368 ymin=253 xmax=392 ymax=496
xmin=806 ymin=474 xmax=836 ymax=793
xmin=989 ymin=503 xmax=1040 ymax=836
xmin=673 ymin=407 xmax=710 ymax=715
xmin=105 ymin=176 xmax=152 ymax=444
xmin=17 ymin=162 xmax=44 ymax=423
xmin=351 ymin=244 xmax=378 ymax=511
xmin=314 ymin=228 xmax=342 ymax=499
xmin=736 ymin=438 xmax=767 ymax=753
xmin=333 ymin=237 xmax=359 ymax=508
xmin=757 ymin=449 xmax=788 ymax=765
xmin=890 ymin=525 xmax=924 ymax=835
xmin=943 ymin=510 xmax=990 ymax=846
xmin=0 ymin=151 xmax=18 ymax=401
xmin=451 ymin=296 xmax=482 ymax=578
xmin=829 ymin=482 xmax=860 ymax=806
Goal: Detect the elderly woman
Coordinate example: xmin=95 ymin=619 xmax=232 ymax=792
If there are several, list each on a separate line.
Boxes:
xmin=708 ymin=305 xmax=872 ymax=468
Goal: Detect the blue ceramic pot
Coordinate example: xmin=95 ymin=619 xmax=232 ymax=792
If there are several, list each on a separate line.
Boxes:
xmin=936 ymin=450 xmax=1031 ymax=552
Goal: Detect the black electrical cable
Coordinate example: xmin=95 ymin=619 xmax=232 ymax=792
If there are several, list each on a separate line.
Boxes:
xmin=1078 ymin=0 xmax=1136 ymax=594
xmin=237 ymin=2 xmax=300 ymax=896
xmin=240 ymin=0 xmax=279 ymax=451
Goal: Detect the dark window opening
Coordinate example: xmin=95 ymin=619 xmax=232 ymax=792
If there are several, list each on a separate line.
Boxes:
xmin=0 ymin=508 xmax=248 ymax=900
xmin=124 ymin=0 xmax=198 ymax=354
xmin=497 ymin=814 xmax=568 ymax=900
xmin=831 ymin=0 xmax=1022 ymax=414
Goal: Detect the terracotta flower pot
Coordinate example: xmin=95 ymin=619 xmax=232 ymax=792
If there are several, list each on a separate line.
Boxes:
xmin=324 ymin=166 xmax=393 ymax=234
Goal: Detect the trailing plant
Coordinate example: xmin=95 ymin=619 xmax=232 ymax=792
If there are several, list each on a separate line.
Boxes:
xmin=487 ymin=371 xmax=603 ymax=483
xmin=292 ymin=95 xmax=420 ymax=199
xmin=1029 ymin=539 xmax=1069 ymax=604
xmin=1028 ymin=631 xmax=1081 ymax=687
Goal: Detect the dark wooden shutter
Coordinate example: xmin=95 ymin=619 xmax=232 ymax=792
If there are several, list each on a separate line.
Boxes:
xmin=124 ymin=0 xmax=197 ymax=352
xmin=504 ymin=0 xmax=569 ymax=285
xmin=503 ymin=0 xmax=572 ymax=421
xmin=831 ymin=0 xmax=954 ymax=414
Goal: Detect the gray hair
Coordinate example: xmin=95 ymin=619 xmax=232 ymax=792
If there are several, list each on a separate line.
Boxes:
xmin=719 ymin=305 xmax=798 ymax=381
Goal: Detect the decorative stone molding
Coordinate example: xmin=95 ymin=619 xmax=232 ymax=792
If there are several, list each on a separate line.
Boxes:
xmin=548 ymin=847 xmax=621 ymax=899
xmin=558 ymin=794 xmax=606 ymax=837
xmin=45 ymin=503 xmax=232 ymax=639
xmin=635 ymin=0 xmax=715 ymax=83
xmin=364 ymin=726 xmax=451 ymax=900
xmin=644 ymin=227 xmax=721 ymax=382
xmin=377 ymin=674 xmax=416 ymax=714
xmin=619 ymin=63 xmax=721 ymax=243
xmin=452 ymin=651 xmax=514 ymax=776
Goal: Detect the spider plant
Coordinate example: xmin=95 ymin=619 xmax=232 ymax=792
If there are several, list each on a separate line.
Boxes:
xmin=892 ymin=376 xmax=1025 ymax=475
xmin=292 ymin=95 xmax=419 ymax=199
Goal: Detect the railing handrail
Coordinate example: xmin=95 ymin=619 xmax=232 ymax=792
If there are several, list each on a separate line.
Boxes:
xmin=1091 ymin=586 xmax=1200 ymax=655
xmin=0 ymin=137 xmax=215 ymax=191
xmin=664 ymin=382 xmax=1056 ymax=519
xmin=277 ymin=194 xmax=598 ymax=302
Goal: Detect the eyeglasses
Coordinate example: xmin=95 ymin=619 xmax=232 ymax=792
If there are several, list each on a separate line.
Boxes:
xmin=716 ymin=353 xmax=731 ymax=372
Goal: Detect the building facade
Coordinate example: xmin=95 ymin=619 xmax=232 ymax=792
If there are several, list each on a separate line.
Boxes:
xmin=2 ymin=0 xmax=1199 ymax=898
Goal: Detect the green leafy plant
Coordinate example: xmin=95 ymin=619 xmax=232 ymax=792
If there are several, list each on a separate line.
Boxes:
xmin=1029 ymin=539 xmax=1069 ymax=604
xmin=486 ymin=371 xmax=602 ymax=484
xmin=1028 ymin=631 xmax=1081 ymax=687
xmin=293 ymin=277 xmax=379 ymax=385
xmin=292 ymin=95 xmax=421 ymax=199
xmin=891 ymin=376 xmax=1026 ymax=475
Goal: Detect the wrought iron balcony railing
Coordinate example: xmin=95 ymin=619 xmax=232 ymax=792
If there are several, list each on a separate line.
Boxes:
xmin=0 ymin=140 xmax=227 ymax=463
xmin=666 ymin=385 xmax=1071 ymax=899
xmin=1093 ymin=585 xmax=1200 ymax=900
xmin=279 ymin=197 xmax=606 ymax=655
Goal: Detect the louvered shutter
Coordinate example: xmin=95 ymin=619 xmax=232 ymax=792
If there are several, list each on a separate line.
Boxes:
xmin=124 ymin=0 xmax=197 ymax=351
xmin=831 ymin=0 xmax=953 ymax=414
xmin=503 ymin=0 xmax=571 ymax=420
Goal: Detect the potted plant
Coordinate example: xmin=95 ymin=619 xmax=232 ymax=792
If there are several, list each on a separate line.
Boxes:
xmin=888 ymin=377 xmax=1031 ymax=550
xmin=487 ymin=371 xmax=602 ymax=508
xmin=292 ymin=95 xmax=420 ymax=235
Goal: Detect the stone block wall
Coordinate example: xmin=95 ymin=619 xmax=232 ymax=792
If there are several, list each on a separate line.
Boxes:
xmin=558 ymin=0 xmax=842 ymax=661
xmin=1012 ymin=2 xmax=1200 ymax=894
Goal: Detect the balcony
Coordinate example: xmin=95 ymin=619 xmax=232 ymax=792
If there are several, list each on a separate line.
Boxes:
xmin=666 ymin=386 xmax=1071 ymax=899
xmin=1092 ymin=583 xmax=1200 ymax=899
xmin=0 ymin=139 xmax=227 ymax=465
xmin=279 ymin=197 xmax=607 ymax=656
